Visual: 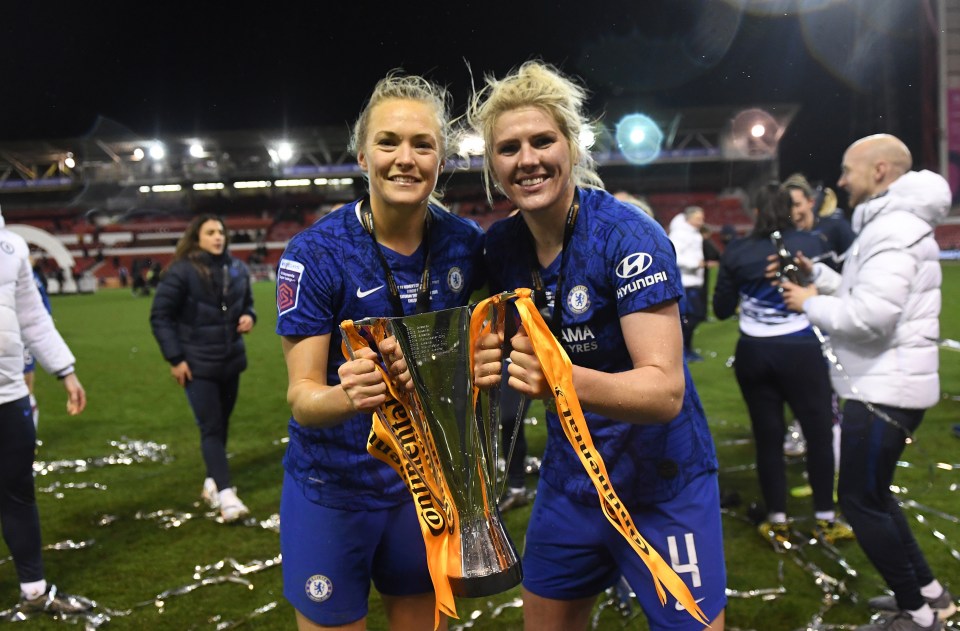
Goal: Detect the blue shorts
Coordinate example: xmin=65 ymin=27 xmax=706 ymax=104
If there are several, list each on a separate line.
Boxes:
xmin=523 ymin=472 xmax=727 ymax=630
xmin=280 ymin=471 xmax=434 ymax=626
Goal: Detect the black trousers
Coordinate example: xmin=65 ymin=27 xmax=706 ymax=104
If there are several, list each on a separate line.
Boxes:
xmin=0 ymin=396 xmax=44 ymax=583
xmin=680 ymin=286 xmax=705 ymax=351
xmin=184 ymin=374 xmax=240 ymax=492
xmin=838 ymin=400 xmax=931 ymax=611
xmin=733 ymin=334 xmax=836 ymax=515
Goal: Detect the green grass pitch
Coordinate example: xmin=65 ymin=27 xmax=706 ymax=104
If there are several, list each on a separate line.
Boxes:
xmin=8 ymin=262 xmax=960 ymax=630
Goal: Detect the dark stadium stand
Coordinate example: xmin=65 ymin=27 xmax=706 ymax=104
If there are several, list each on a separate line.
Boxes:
xmin=7 ymin=187 xmax=959 ymax=294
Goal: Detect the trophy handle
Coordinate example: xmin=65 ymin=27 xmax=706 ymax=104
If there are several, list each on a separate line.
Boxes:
xmin=468 ymin=292 xmax=523 ymax=500
xmin=491 ymin=298 xmax=529 ymax=502
xmin=497 ymin=376 xmax=527 ymax=502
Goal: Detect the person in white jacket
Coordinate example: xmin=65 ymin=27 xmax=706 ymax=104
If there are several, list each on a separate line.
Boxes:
xmin=668 ymin=206 xmax=706 ymax=362
xmin=780 ymin=134 xmax=955 ymax=631
xmin=0 ymin=206 xmax=90 ymax=616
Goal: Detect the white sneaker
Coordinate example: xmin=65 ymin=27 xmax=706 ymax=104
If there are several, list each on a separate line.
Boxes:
xmin=201 ymin=478 xmax=220 ymax=509
xmin=218 ymin=488 xmax=249 ymax=523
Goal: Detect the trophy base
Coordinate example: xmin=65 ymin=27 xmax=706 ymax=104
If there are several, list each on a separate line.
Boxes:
xmin=449 ymin=562 xmax=523 ymax=598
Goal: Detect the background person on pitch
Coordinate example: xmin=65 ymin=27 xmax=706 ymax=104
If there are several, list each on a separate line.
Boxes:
xmin=713 ymin=182 xmax=852 ymax=550
xmin=780 ymin=134 xmax=955 ymax=631
xmin=22 ymin=256 xmax=52 ymax=430
xmin=668 ymin=205 xmax=707 ymax=362
xmin=0 ymin=205 xmax=90 ymax=615
xmin=150 ymin=214 xmax=257 ymax=523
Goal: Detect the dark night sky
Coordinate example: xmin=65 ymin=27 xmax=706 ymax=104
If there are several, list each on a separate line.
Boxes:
xmin=1 ymin=0 xmax=931 ymax=194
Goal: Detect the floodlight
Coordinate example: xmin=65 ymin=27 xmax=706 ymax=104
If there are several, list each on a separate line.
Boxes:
xmin=458 ymin=133 xmax=485 ymax=156
xmin=615 ymin=114 xmax=663 ymax=165
xmin=726 ymin=108 xmax=781 ymax=158
xmin=579 ymin=127 xmax=596 ymax=150
xmin=149 ymin=142 xmax=166 ymax=161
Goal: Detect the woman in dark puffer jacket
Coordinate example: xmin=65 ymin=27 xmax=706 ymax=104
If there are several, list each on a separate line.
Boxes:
xmin=150 ymin=214 xmax=257 ymax=522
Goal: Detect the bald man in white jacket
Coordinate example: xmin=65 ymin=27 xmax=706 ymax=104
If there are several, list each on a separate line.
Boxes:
xmin=0 ymin=206 xmax=90 ymax=615
xmin=781 ymin=135 xmax=954 ymax=631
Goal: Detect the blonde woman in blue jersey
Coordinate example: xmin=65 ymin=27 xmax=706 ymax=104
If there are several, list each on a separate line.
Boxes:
xmin=468 ymin=60 xmax=726 ymax=631
xmin=275 ymin=72 xmax=484 ymax=630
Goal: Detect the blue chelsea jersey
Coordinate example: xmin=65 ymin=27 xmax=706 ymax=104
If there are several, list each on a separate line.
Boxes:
xmin=712 ymin=229 xmax=826 ymax=338
xmin=484 ymin=187 xmax=718 ymax=507
xmin=275 ymin=199 xmax=485 ymax=510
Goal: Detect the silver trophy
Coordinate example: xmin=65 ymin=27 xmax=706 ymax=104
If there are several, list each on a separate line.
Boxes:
xmin=771 ymin=230 xmax=807 ymax=286
xmin=341 ymin=299 xmax=523 ymax=598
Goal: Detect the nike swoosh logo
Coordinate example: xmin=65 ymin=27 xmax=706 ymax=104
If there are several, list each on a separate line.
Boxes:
xmin=356 ymin=285 xmax=385 ymax=299
xmin=675 ymin=597 xmax=705 ymax=612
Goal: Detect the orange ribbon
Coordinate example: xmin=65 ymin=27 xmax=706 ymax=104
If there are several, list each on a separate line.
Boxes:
xmin=500 ymin=288 xmax=709 ymax=626
xmin=340 ymin=321 xmax=460 ymax=629
xmin=340 ymin=288 xmax=709 ymax=627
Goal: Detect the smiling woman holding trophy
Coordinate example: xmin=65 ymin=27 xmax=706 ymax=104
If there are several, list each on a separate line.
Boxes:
xmin=274 ymin=72 xmax=484 ymax=631
xmin=467 ymin=60 xmax=726 ymax=631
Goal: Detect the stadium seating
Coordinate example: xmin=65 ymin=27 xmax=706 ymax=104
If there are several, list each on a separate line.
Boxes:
xmin=8 ymin=192 xmax=959 ymax=293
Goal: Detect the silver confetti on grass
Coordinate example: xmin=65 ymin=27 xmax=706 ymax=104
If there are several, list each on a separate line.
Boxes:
xmin=726 ymin=585 xmax=788 ymax=600
xmin=0 ymin=544 xmax=120 ymax=627
xmin=137 ymin=575 xmax=253 ymax=611
xmin=5 ymin=438 xmax=282 ymax=627
xmin=901 ymin=501 xmax=960 ymax=563
xmin=904 ymin=499 xmax=960 ymax=525
xmin=133 ymin=507 xmax=280 ymax=529
xmin=210 ymin=600 xmax=279 ymax=630
xmin=96 ymin=514 xmax=119 ymax=526
xmin=34 ymin=437 xmax=171 ymax=476
xmin=0 ymin=586 xmax=130 ymax=627
xmin=134 ymin=508 xmax=201 ymax=529
xmin=134 ymin=555 xmax=282 ymax=612
xmin=38 ymin=481 xmax=109 ymax=499
xmin=258 ymin=513 xmax=281 ymax=532
xmin=450 ymin=597 xmax=523 ymax=630
xmin=721 ymin=508 xmax=863 ymax=629
xmin=591 ymin=576 xmax=645 ymax=628
xmin=0 ymin=539 xmax=94 ymax=567
xmin=193 ymin=555 xmax=283 ymax=580
xmin=2 ymin=605 xmax=115 ymax=628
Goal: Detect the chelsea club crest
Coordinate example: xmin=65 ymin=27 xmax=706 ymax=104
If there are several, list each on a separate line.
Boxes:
xmin=447 ymin=266 xmax=464 ymax=292
xmin=567 ymin=284 xmax=590 ymax=314
xmin=305 ymin=574 xmax=333 ymax=602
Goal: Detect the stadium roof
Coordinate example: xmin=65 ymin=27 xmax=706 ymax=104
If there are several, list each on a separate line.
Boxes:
xmin=0 ymin=103 xmax=798 ymax=212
